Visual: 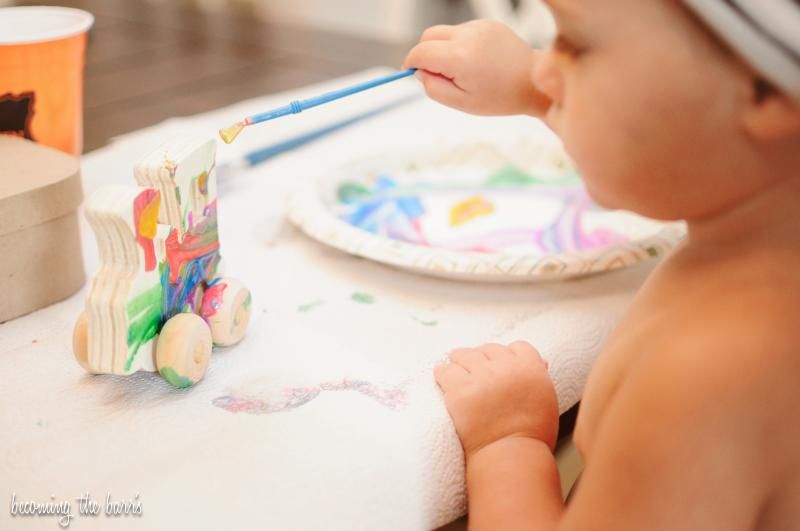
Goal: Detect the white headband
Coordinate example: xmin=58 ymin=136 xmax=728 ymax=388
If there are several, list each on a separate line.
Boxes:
xmin=684 ymin=0 xmax=800 ymax=102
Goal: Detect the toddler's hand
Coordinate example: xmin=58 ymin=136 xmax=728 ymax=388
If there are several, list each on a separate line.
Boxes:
xmin=434 ymin=341 xmax=559 ymax=458
xmin=403 ymin=20 xmax=551 ymax=117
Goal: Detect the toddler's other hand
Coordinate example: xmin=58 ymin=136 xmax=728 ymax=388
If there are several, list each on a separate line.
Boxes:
xmin=403 ymin=20 xmax=551 ymax=117
xmin=434 ymin=341 xmax=559 ymax=459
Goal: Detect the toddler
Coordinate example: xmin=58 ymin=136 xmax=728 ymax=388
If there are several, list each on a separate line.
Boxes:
xmin=404 ymin=1 xmax=800 ymax=529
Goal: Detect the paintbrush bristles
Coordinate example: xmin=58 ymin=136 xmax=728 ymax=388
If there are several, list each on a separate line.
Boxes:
xmin=219 ymin=121 xmax=246 ymax=144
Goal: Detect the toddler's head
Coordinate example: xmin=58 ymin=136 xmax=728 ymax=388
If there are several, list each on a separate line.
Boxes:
xmin=534 ymin=0 xmax=800 ymax=220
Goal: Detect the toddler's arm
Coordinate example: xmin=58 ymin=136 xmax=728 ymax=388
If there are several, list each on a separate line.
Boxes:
xmin=434 ymin=342 xmax=563 ymax=529
xmin=436 ymin=336 xmax=772 ymax=530
xmin=403 ymin=20 xmax=551 ymax=117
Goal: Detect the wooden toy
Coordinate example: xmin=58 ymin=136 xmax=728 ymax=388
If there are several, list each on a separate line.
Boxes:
xmin=73 ymin=138 xmax=252 ymax=388
xmin=0 ymin=136 xmax=84 ymax=323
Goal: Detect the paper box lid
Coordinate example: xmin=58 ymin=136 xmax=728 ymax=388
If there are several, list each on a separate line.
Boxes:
xmin=0 ymin=136 xmax=82 ymax=236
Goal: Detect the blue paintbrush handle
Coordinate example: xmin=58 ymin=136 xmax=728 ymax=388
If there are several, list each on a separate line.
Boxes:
xmin=247 ymin=69 xmax=417 ymax=125
xmin=242 ymin=95 xmax=420 ymax=166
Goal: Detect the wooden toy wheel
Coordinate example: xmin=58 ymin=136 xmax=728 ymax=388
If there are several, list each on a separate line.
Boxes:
xmin=72 ymin=311 xmax=93 ymax=372
xmin=200 ymin=277 xmax=252 ymax=347
xmin=156 ymin=313 xmax=212 ymax=388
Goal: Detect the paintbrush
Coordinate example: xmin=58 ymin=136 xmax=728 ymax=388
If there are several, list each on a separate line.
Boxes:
xmin=219 ymin=69 xmax=417 ymax=144
xmin=219 ymin=94 xmax=420 ymax=176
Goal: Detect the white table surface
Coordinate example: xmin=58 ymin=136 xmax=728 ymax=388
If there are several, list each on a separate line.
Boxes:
xmin=0 ymin=69 xmax=657 ymax=531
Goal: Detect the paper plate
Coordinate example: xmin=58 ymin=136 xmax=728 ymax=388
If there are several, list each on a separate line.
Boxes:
xmin=288 ymin=138 xmax=684 ymax=282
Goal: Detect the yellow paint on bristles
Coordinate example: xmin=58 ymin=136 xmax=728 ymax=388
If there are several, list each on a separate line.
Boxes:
xmin=219 ymin=121 xmax=246 ymax=144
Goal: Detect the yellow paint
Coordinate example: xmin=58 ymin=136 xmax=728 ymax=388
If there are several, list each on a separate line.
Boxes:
xmin=218 ymin=122 xmax=245 ymax=144
xmin=449 ymin=196 xmax=495 ymax=227
xmin=138 ymin=193 xmax=161 ymax=239
xmin=197 ymin=171 xmax=208 ymax=195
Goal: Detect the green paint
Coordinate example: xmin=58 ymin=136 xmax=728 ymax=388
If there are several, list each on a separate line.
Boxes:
xmin=160 ymin=366 xmax=194 ymax=388
xmin=230 ymin=292 xmax=252 ymax=335
xmin=351 ymin=292 xmax=375 ymax=305
xmin=297 ymin=300 xmax=324 ymax=313
xmin=337 ymin=182 xmax=371 ymax=203
xmin=182 ymin=202 xmax=189 ymax=232
xmin=125 ymin=282 xmax=163 ymax=371
xmin=243 ymin=292 xmax=252 ymax=311
xmin=413 ymin=317 xmax=438 ymax=327
xmin=484 ymin=165 xmax=578 ymax=187
xmin=485 ymin=165 xmax=537 ymax=187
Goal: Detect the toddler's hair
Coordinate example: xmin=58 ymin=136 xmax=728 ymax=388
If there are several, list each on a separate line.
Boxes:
xmin=683 ymin=0 xmax=800 ymax=102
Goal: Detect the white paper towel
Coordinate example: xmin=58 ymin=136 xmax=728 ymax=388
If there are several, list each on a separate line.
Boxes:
xmin=0 ymin=69 xmax=656 ymax=531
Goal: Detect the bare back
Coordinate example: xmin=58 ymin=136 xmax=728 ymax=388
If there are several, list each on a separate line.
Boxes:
xmin=570 ymin=240 xmax=800 ymax=530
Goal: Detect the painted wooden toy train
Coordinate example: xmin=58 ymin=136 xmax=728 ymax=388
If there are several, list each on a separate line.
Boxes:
xmin=72 ymin=138 xmax=251 ymax=387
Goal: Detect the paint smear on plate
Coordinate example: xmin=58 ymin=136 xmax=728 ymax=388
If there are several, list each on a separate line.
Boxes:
xmin=449 ymin=195 xmax=495 ymax=227
xmin=335 ymin=164 xmax=631 ymax=255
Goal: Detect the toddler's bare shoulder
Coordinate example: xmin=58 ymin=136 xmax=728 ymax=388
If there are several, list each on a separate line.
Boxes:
xmin=639 ymin=282 xmax=799 ymax=422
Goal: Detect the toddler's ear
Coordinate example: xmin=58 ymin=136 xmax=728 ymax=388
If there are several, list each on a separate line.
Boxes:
xmin=742 ymin=80 xmax=800 ymax=141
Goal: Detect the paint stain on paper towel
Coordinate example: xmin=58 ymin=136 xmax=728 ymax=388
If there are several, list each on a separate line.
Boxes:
xmin=351 ymin=292 xmax=375 ymax=305
xmin=297 ymin=300 xmax=324 ymax=313
xmin=213 ymin=387 xmax=321 ymax=414
xmin=212 ymin=379 xmax=408 ymax=415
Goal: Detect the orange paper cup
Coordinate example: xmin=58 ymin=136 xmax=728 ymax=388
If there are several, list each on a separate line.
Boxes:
xmin=0 ymin=7 xmax=94 ymax=155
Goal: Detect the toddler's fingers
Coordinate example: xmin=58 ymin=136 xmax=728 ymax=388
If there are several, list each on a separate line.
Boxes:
xmin=477 ymin=342 xmax=514 ymax=361
xmin=448 ymin=348 xmax=489 ymax=373
xmin=403 ymin=40 xmax=462 ymax=78
xmin=420 ymin=24 xmax=456 ymax=42
xmin=417 ymin=71 xmax=469 ymax=111
xmin=434 ymin=362 xmax=469 ymax=392
xmin=509 ymin=340 xmax=546 ymax=365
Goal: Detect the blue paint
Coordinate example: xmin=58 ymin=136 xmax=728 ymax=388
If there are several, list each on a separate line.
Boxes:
xmin=161 ymin=253 xmax=220 ymax=321
xmin=339 ymin=176 xmax=426 ymax=241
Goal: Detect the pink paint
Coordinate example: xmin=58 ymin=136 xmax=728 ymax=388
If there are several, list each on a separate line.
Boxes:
xmin=212 ymin=379 xmax=409 ymax=415
xmin=200 ymin=281 xmax=227 ymax=320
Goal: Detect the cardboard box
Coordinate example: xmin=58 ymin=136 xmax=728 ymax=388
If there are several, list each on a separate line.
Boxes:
xmin=0 ymin=135 xmax=84 ymax=322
